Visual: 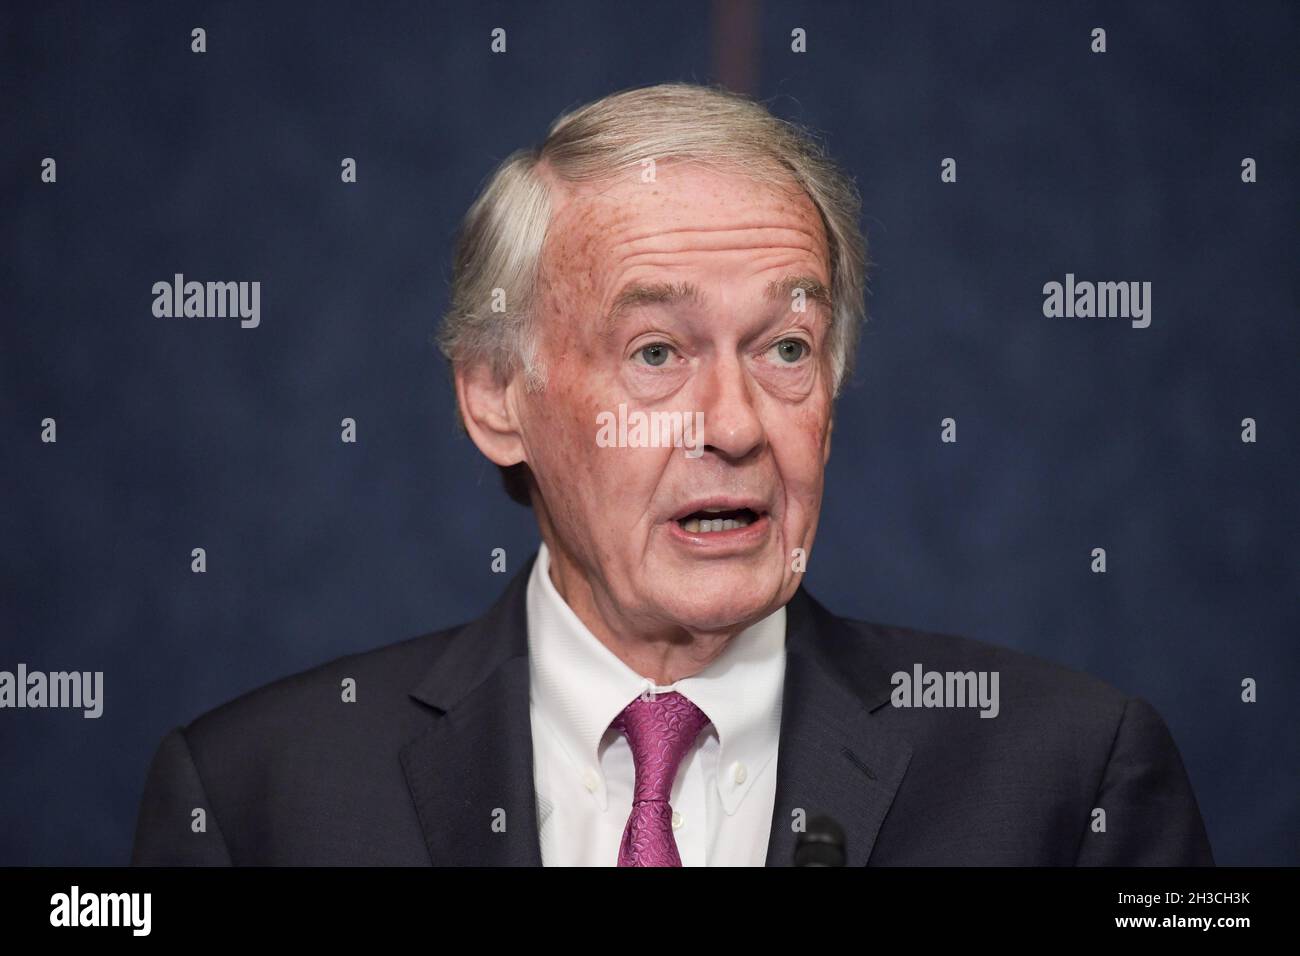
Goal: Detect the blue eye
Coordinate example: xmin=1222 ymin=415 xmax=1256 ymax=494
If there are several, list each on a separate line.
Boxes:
xmin=773 ymin=339 xmax=807 ymax=363
xmin=638 ymin=343 xmax=672 ymax=367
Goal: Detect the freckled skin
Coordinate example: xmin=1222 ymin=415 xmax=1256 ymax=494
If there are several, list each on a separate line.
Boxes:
xmin=484 ymin=162 xmax=835 ymax=683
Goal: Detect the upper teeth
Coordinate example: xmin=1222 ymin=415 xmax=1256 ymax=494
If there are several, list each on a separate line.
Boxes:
xmin=681 ymin=515 xmax=753 ymax=533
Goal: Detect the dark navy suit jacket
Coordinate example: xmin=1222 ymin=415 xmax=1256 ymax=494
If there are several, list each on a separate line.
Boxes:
xmin=132 ymin=554 xmax=1214 ymax=865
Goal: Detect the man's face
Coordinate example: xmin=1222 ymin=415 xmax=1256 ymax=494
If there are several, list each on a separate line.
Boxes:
xmin=516 ymin=161 xmax=836 ymax=634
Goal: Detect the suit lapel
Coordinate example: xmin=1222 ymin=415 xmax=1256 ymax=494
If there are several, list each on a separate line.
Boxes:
xmin=765 ymin=588 xmax=913 ymax=866
xmin=398 ymin=556 xmax=912 ymax=867
xmin=400 ymin=557 xmax=543 ymax=866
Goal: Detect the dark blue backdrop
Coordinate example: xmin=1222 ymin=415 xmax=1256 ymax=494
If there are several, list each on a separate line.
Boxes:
xmin=2 ymin=0 xmax=1296 ymax=865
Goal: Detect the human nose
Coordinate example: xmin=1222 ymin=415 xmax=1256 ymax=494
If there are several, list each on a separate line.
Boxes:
xmin=694 ymin=353 xmax=765 ymax=462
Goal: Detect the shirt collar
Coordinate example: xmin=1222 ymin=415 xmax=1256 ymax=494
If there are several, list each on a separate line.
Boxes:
xmin=526 ymin=541 xmax=786 ymax=815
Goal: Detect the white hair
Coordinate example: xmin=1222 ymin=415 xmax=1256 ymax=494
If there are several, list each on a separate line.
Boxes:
xmin=436 ymin=82 xmax=870 ymax=502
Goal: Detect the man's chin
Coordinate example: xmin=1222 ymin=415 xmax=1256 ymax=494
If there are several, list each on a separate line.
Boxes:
xmin=644 ymin=570 xmax=789 ymax=633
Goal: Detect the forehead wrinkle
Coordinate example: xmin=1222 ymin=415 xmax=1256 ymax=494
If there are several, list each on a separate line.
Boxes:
xmin=604 ymin=222 xmax=827 ymax=257
xmin=554 ymin=185 xmax=834 ymax=342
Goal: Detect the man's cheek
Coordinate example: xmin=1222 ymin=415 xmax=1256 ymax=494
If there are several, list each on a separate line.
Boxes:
xmin=595 ymin=446 xmax=646 ymax=492
xmin=591 ymin=449 xmax=666 ymax=521
xmin=530 ymin=418 xmax=596 ymax=506
xmin=776 ymin=429 xmax=828 ymax=488
xmin=781 ymin=465 xmax=824 ymax=529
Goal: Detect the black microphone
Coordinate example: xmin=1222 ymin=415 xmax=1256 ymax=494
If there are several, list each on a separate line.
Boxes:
xmin=793 ymin=814 xmax=846 ymax=866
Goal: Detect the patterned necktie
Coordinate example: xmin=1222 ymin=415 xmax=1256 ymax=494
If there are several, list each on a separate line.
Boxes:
xmin=610 ymin=689 xmax=712 ymax=866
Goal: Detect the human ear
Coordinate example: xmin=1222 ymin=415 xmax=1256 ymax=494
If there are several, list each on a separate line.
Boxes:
xmin=455 ymin=361 xmax=527 ymax=468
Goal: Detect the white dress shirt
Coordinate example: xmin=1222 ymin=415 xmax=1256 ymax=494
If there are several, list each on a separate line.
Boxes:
xmin=526 ymin=541 xmax=786 ymax=866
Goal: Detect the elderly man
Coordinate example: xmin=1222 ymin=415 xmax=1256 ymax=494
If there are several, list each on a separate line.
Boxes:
xmin=132 ymin=83 xmax=1213 ymax=866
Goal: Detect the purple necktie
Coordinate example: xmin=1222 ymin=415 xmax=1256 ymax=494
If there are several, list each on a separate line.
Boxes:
xmin=610 ymin=690 xmax=712 ymax=867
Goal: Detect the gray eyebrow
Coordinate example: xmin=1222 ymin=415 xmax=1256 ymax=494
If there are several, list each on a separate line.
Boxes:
xmin=765 ymin=275 xmax=833 ymax=313
xmin=600 ymin=274 xmax=831 ymax=336
xmin=601 ymin=281 xmax=704 ymax=335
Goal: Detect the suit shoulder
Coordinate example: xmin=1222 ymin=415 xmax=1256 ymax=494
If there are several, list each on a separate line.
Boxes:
xmin=180 ymin=621 xmax=466 ymax=751
xmin=828 ymin=609 xmax=1132 ymax=720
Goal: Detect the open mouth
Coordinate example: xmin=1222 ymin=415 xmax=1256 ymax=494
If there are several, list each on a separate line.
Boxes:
xmin=675 ymin=507 xmax=762 ymax=534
